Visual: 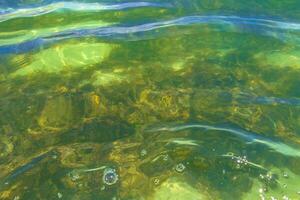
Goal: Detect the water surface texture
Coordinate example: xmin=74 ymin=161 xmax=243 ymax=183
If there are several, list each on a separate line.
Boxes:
xmin=1 ymin=0 xmax=300 ymax=199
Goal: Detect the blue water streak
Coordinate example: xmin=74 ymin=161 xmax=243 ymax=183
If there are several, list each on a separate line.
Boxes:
xmin=1 ymin=15 xmax=300 ymax=55
xmin=0 ymin=1 xmax=173 ymax=22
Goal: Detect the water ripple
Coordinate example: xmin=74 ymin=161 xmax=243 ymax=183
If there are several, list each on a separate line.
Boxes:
xmin=145 ymin=123 xmax=300 ymax=158
xmin=0 ymin=1 xmax=172 ymax=22
xmin=49 ymin=15 xmax=300 ymax=37
xmin=236 ymin=92 xmax=300 ymax=106
xmin=1 ymin=15 xmax=300 ymax=54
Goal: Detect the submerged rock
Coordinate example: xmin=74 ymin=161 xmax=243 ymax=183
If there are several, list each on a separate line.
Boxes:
xmin=254 ymin=50 xmax=300 ymax=69
xmin=38 ymin=95 xmax=81 ymax=132
xmin=10 ymin=41 xmax=114 ymax=78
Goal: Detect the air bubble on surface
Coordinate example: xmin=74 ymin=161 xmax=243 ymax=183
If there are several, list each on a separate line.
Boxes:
xmin=140 ymin=149 xmax=147 ymax=157
xmin=235 ymin=155 xmax=248 ymax=168
xmin=153 ymin=178 xmax=160 ymax=185
xmin=259 ymin=172 xmax=276 ymax=183
xmin=69 ymin=171 xmax=80 ymax=181
xmin=175 ymin=163 xmax=186 ymax=173
xmin=163 ymin=154 xmax=168 ymax=161
xmin=103 ymin=168 xmax=119 ymax=186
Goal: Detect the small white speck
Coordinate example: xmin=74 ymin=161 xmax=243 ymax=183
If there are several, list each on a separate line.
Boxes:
xmin=57 ymin=192 xmax=63 ymax=199
xmin=259 ymin=174 xmax=264 ymax=179
xmin=282 ymin=195 xmax=289 ymax=200
xmin=13 ymin=196 xmax=20 ymax=200
xmin=163 ymin=154 xmax=168 ymax=161
xmin=153 ymin=178 xmax=160 ymax=185
xmin=259 ymin=194 xmax=265 ymax=200
xmin=140 ymin=149 xmax=147 ymax=157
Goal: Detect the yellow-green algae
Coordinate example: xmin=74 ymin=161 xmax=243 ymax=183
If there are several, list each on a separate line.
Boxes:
xmin=1 ymin=1 xmax=300 ymax=200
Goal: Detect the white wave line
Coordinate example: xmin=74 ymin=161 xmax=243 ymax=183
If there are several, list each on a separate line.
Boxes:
xmin=145 ymin=123 xmax=300 ymax=157
xmin=0 ymin=1 xmax=171 ymax=22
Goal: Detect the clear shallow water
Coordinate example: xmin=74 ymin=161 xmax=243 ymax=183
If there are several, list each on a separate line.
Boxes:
xmin=0 ymin=0 xmax=300 ymax=199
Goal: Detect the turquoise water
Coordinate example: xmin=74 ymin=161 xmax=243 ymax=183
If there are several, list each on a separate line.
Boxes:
xmin=1 ymin=0 xmax=300 ymax=199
